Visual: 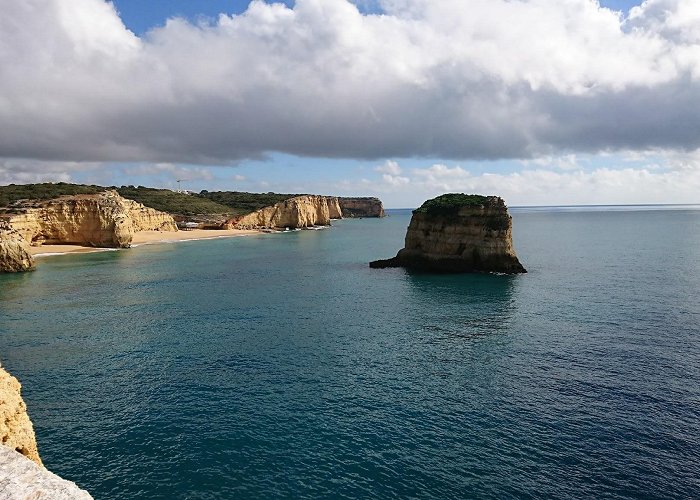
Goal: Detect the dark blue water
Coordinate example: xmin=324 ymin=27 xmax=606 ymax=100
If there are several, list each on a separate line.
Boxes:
xmin=1 ymin=208 xmax=699 ymax=499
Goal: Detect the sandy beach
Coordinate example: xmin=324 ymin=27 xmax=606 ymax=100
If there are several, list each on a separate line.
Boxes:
xmin=132 ymin=229 xmax=259 ymax=245
xmin=31 ymin=229 xmax=260 ymax=257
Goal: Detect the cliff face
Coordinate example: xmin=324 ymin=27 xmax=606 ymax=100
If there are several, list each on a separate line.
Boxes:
xmin=227 ymin=195 xmax=342 ymax=230
xmin=118 ymin=197 xmax=179 ymax=233
xmin=7 ymin=191 xmax=177 ymax=249
xmin=326 ymin=197 xmax=343 ymax=219
xmin=0 ymin=228 xmax=35 ymax=273
xmin=370 ymin=194 xmax=526 ymax=274
xmin=0 ymin=364 xmax=41 ymax=466
xmin=338 ymin=197 xmax=385 ymax=218
xmin=0 ymin=364 xmax=93 ymax=499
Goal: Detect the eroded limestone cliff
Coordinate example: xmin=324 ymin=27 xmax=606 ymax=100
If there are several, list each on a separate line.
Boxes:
xmin=0 ymin=364 xmax=41 ymax=466
xmin=0 ymin=363 xmax=93 ymax=499
xmin=227 ymin=195 xmax=342 ymax=229
xmin=326 ymin=197 xmax=343 ymax=220
xmin=370 ymin=194 xmax=526 ymax=273
xmin=0 ymin=227 xmax=35 ymax=273
xmin=118 ymin=197 xmax=180 ymax=233
xmin=338 ymin=197 xmax=385 ymax=218
xmin=6 ymin=190 xmax=177 ymax=249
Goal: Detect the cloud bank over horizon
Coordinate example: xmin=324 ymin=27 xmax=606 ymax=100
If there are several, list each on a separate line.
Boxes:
xmin=2 ymin=0 xmax=700 ymax=163
xmin=1 ymin=0 xmax=700 ymax=204
xmin=350 ymin=154 xmax=700 ymax=207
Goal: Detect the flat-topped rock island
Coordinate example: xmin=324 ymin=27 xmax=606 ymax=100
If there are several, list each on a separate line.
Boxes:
xmin=370 ymin=194 xmax=526 ymax=274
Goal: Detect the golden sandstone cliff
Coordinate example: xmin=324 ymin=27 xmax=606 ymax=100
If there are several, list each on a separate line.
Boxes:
xmin=7 ymin=190 xmax=177 ymax=248
xmin=0 ymin=364 xmax=41 ymax=466
xmin=0 ymin=191 xmax=177 ymax=272
xmin=0 ymin=227 xmax=34 ymax=272
xmin=370 ymin=194 xmax=526 ymax=274
xmin=0 ymin=190 xmax=387 ymax=273
xmin=226 ymin=195 xmax=343 ymax=230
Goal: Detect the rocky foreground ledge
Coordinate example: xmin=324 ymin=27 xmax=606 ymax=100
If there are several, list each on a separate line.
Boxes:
xmin=370 ymin=194 xmax=526 ymax=274
xmin=0 ymin=446 xmax=92 ymax=499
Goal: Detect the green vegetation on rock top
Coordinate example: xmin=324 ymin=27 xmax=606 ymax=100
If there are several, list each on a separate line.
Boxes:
xmin=414 ymin=194 xmax=491 ymax=215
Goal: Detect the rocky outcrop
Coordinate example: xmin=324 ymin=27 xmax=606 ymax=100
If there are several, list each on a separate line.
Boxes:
xmin=0 ymin=228 xmax=35 ymax=273
xmin=370 ymin=194 xmax=526 ymax=273
xmin=0 ymin=364 xmax=41 ymax=466
xmin=118 ymin=197 xmax=179 ymax=233
xmin=326 ymin=197 xmax=343 ymax=220
xmin=6 ymin=191 xmax=177 ymax=249
xmin=0 ymin=446 xmax=93 ymax=499
xmin=226 ymin=195 xmax=342 ymax=230
xmin=339 ymin=197 xmax=385 ymax=218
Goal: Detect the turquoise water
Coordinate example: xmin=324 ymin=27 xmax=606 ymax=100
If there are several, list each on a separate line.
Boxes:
xmin=1 ymin=208 xmax=699 ymax=499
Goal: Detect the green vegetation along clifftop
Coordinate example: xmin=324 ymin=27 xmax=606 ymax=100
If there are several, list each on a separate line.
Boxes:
xmin=0 ymin=183 xmax=385 ymax=221
xmin=0 ymin=183 xmax=103 ymax=207
xmin=117 ymin=186 xmax=232 ymax=216
xmin=197 ymin=191 xmax=302 ymax=216
xmin=0 ymin=183 xmax=306 ymax=218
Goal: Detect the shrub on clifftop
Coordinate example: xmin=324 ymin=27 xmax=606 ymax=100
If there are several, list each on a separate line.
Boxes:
xmin=413 ymin=194 xmax=491 ymax=216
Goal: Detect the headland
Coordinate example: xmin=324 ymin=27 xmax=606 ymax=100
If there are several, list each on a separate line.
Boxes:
xmin=0 ymin=183 xmax=386 ymax=271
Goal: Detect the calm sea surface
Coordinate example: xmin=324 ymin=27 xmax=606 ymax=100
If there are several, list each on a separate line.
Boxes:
xmin=1 ymin=207 xmax=699 ymax=499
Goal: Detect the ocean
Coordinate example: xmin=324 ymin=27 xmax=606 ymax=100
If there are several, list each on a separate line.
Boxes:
xmin=1 ymin=207 xmax=699 ymax=499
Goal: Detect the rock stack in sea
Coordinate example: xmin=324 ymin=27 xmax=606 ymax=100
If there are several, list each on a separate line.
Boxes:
xmin=226 ymin=195 xmax=343 ymax=230
xmin=370 ymin=194 xmax=526 ymax=274
xmin=0 ymin=363 xmax=93 ymax=499
xmin=0 ymin=226 xmax=35 ymax=272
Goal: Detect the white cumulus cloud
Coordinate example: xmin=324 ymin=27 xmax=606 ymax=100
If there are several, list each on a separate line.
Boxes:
xmin=350 ymin=155 xmax=700 ymax=206
xmin=0 ymin=0 xmax=699 ymax=188
xmin=375 ymin=160 xmax=402 ymax=175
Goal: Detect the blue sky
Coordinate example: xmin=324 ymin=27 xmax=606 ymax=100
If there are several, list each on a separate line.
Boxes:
xmin=3 ymin=0 xmax=700 ymax=207
xmin=112 ymin=0 xmax=642 ymax=35
xmin=112 ymin=1 xmax=292 ymax=34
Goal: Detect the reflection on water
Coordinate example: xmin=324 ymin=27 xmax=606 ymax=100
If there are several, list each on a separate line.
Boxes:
xmin=0 ymin=270 xmax=36 ymax=300
xmin=403 ymin=272 xmax=518 ymax=342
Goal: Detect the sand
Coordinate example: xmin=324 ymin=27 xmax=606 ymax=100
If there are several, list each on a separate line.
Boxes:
xmin=132 ymin=229 xmax=259 ymax=245
xmin=30 ymin=229 xmax=260 ymax=257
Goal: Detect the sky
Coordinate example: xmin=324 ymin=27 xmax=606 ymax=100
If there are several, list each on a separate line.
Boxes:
xmin=1 ymin=0 xmax=700 ymax=207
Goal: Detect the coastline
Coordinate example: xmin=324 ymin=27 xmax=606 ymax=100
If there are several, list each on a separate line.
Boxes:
xmin=30 ymin=229 xmax=260 ymax=257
